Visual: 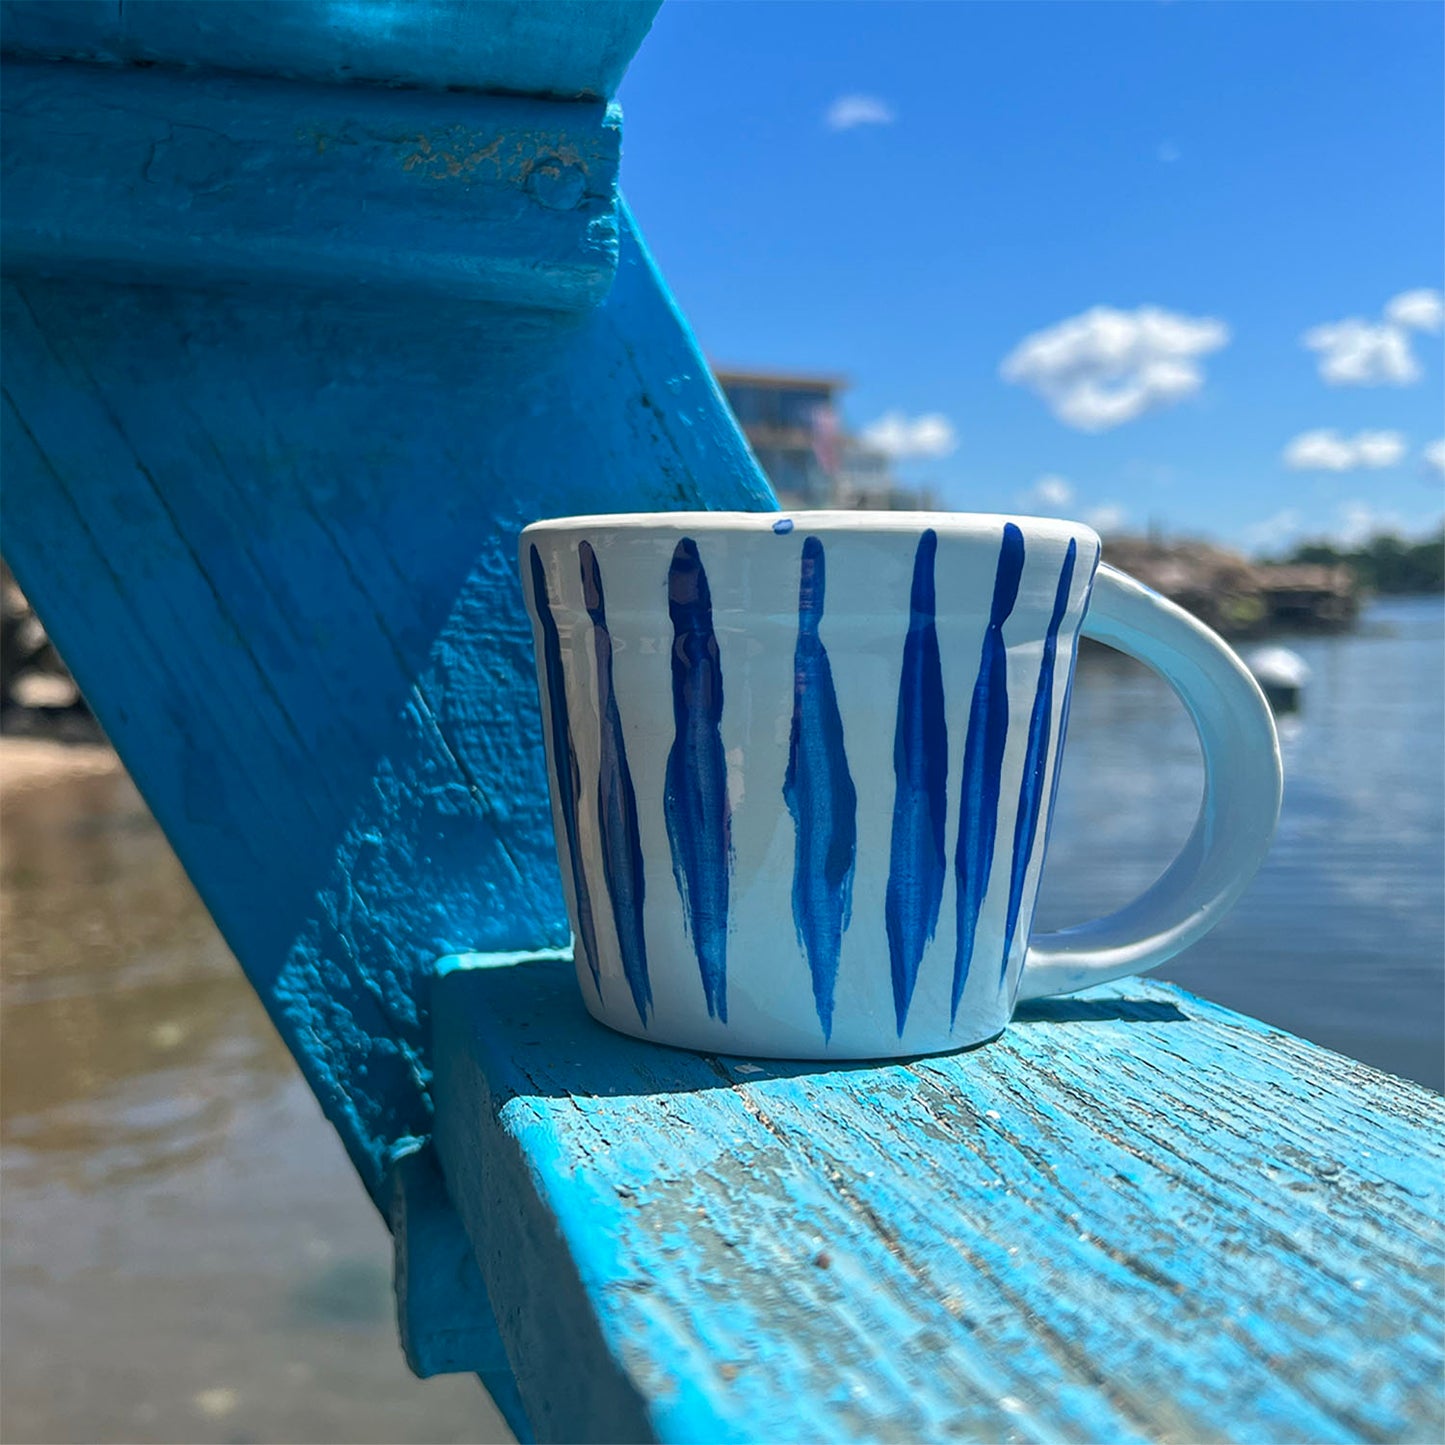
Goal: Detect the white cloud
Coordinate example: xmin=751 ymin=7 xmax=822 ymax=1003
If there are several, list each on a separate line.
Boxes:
xmin=860 ymin=411 xmax=957 ymax=460
xmin=1000 ymin=305 xmax=1230 ymax=432
xmin=825 ymin=94 xmax=895 ymax=131
xmin=1303 ymin=320 xmax=1419 ymax=386
xmin=1352 ymin=432 xmax=1408 ymax=467
xmin=1020 ymin=474 xmax=1074 ymax=511
xmin=1282 ymin=429 xmax=1406 ymax=472
xmin=1303 ymin=290 xmax=1442 ymax=386
xmin=1084 ymin=502 xmax=1129 ymax=535
xmin=1424 ymin=438 xmax=1445 ymax=478
xmin=1335 ymin=501 xmax=1405 ymax=548
xmin=1243 ymin=508 xmax=1304 ymax=553
xmin=1385 ymin=288 xmax=1444 ymax=334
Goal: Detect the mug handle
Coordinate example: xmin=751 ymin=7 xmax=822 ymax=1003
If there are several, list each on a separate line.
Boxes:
xmin=1017 ymin=563 xmax=1284 ymax=1002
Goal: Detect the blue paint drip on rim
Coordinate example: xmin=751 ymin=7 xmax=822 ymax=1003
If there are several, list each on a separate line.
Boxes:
xmin=783 ymin=536 xmax=857 ymax=1041
xmin=952 ymin=523 xmax=1026 ymax=1023
xmin=529 ymin=546 xmax=604 ymax=1001
xmin=772 ymin=517 xmax=795 ymax=534
xmin=885 ymin=529 xmax=948 ymax=1036
xmin=999 ymin=538 xmax=1078 ymax=986
xmin=578 ymin=540 xmax=652 ymax=1027
xmin=663 ymin=538 xmax=731 ymax=1021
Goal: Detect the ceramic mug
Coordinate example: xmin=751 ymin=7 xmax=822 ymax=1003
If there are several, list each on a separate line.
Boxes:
xmin=521 ymin=511 xmax=1281 ymax=1059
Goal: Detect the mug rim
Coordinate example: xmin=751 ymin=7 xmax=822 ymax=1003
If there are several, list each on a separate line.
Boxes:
xmin=521 ymin=509 xmax=1101 ymax=548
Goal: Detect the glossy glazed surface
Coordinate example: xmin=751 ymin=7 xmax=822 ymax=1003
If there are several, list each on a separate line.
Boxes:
xmin=523 ymin=512 xmax=1101 ymax=1056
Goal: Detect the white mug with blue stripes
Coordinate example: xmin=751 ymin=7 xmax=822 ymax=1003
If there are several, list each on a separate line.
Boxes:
xmin=522 ymin=512 xmax=1282 ymax=1060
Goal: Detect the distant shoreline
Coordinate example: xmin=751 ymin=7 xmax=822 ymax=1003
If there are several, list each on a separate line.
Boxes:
xmin=2 ymin=595 xmax=1437 ymax=796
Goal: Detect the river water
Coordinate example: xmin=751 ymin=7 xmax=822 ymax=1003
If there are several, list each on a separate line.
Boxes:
xmin=1 ymin=595 xmax=1440 ymax=1443
xmin=0 ymin=769 xmax=503 ymax=1442
xmin=1037 ymin=594 xmax=1444 ymax=1093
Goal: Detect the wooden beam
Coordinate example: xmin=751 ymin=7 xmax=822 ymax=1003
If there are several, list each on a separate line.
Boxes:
xmin=432 ymin=952 xmax=1445 ymax=1443
xmin=391 ymin=1140 xmax=533 ymax=1439
xmin=0 ymin=0 xmax=662 ymax=101
xmin=2 ymin=60 xmax=620 ymax=313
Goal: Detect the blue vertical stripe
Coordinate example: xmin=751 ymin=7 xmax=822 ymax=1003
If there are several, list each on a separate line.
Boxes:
xmin=885 ymin=529 xmax=948 ymax=1035
xmin=663 ymin=538 xmax=731 ymax=1021
xmin=578 ymin=541 xmax=652 ymax=1027
xmin=783 ymin=536 xmax=858 ymax=1041
xmin=529 ymin=546 xmax=604 ymax=1000
xmin=952 ymin=523 xmax=1026 ymax=1023
xmin=999 ymin=539 xmax=1078 ymax=984
xmin=1037 ymin=539 xmax=1103 ymax=879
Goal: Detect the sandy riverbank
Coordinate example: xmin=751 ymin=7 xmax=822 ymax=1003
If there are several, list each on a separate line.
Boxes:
xmin=0 ymin=736 xmax=123 ymax=793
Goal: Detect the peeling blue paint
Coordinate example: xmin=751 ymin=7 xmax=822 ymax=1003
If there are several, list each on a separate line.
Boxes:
xmin=663 ymin=538 xmax=731 ymax=1021
xmin=885 ymin=529 xmax=948 ymax=1035
xmin=434 ymin=953 xmax=1445 ymax=1444
xmin=783 ymin=537 xmax=857 ymax=1040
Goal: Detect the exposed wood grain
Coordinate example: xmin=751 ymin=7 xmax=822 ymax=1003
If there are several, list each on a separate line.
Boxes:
xmin=433 ymin=954 xmax=1445 ymax=1444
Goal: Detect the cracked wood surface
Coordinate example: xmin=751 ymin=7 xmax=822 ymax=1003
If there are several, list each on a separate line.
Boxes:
xmin=433 ymin=953 xmax=1445 ymax=1444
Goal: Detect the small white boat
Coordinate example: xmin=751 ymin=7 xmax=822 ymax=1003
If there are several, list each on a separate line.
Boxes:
xmin=1245 ymin=645 xmax=1311 ymax=713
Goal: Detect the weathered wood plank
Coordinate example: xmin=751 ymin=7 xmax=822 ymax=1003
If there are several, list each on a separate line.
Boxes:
xmin=432 ymin=952 xmax=1445 ymax=1444
xmin=2 ymin=59 xmax=621 ymax=312
xmin=0 ymin=0 xmax=660 ymax=101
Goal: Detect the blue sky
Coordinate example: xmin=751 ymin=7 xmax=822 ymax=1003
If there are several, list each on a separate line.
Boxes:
xmin=619 ymin=0 xmax=1444 ymax=553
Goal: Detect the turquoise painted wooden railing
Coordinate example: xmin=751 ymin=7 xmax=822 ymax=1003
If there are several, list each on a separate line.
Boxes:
xmin=3 ymin=5 xmax=1441 ymax=1442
